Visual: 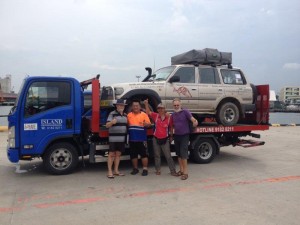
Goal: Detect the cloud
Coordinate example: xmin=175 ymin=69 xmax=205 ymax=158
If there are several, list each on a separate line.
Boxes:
xmin=283 ymin=63 xmax=300 ymax=70
xmin=166 ymin=0 xmax=190 ymax=31
xmin=90 ymin=62 xmax=140 ymax=71
xmin=260 ymin=8 xmax=275 ymax=16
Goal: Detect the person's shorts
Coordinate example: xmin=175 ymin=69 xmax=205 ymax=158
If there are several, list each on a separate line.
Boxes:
xmin=109 ymin=142 xmax=125 ymax=152
xmin=174 ymin=134 xmax=189 ymax=159
xmin=129 ymin=141 xmax=148 ymax=159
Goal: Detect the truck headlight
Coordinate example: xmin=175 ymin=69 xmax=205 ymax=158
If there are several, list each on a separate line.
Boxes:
xmin=114 ymin=87 xmax=124 ymax=95
xmin=8 ymin=126 xmax=15 ymax=148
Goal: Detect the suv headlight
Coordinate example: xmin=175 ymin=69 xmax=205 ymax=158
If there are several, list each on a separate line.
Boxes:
xmin=8 ymin=126 xmax=15 ymax=148
xmin=115 ymin=87 xmax=124 ymax=95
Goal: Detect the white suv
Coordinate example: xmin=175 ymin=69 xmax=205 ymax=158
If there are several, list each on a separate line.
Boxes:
xmin=101 ymin=49 xmax=256 ymax=126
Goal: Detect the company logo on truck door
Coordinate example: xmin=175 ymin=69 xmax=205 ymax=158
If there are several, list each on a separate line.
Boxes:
xmin=41 ymin=119 xmax=63 ymax=130
xmin=24 ymin=123 xmax=38 ymax=131
xmin=41 ymin=119 xmax=63 ymax=126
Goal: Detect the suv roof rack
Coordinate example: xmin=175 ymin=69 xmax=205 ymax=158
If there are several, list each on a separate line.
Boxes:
xmin=190 ymin=62 xmax=233 ymax=69
xmin=171 ymin=48 xmax=232 ymax=67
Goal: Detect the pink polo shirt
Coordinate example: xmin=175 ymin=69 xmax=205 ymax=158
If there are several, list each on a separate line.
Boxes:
xmin=150 ymin=112 xmax=172 ymax=139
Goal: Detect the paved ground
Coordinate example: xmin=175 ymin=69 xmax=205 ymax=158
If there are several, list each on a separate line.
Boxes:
xmin=0 ymin=127 xmax=299 ymax=225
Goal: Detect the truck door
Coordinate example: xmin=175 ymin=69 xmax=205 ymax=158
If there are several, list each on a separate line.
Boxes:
xmin=20 ymin=81 xmax=74 ymax=155
xmin=165 ymin=66 xmax=199 ymax=112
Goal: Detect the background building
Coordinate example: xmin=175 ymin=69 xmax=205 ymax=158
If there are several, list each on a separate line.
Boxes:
xmin=279 ymin=86 xmax=300 ymax=104
xmin=0 ymin=74 xmax=12 ymax=93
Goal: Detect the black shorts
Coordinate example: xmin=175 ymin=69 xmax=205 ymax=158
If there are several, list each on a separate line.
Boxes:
xmin=109 ymin=142 xmax=125 ymax=152
xmin=129 ymin=141 xmax=148 ymax=159
xmin=174 ymin=134 xmax=189 ymax=159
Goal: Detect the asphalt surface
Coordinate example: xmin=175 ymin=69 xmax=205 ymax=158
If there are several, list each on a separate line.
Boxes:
xmin=0 ymin=127 xmax=299 ymax=225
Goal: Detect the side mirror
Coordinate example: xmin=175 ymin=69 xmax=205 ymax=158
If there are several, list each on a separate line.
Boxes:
xmin=169 ymin=76 xmax=180 ymax=83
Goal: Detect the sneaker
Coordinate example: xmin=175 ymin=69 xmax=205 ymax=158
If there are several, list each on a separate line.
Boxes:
xmin=130 ymin=168 xmax=139 ymax=175
xmin=142 ymin=169 xmax=148 ymax=176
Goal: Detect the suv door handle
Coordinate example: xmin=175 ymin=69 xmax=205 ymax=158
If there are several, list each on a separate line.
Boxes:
xmin=191 ymin=88 xmax=197 ymax=90
xmin=218 ymin=89 xmax=223 ymax=91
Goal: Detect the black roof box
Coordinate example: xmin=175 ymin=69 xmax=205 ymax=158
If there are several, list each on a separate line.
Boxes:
xmin=171 ymin=48 xmax=232 ymax=66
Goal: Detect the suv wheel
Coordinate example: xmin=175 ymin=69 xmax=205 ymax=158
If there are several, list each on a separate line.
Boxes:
xmin=216 ymin=102 xmax=239 ymax=126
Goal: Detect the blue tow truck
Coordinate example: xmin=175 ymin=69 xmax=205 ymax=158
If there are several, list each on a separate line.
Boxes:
xmin=6 ymin=75 xmax=269 ymax=175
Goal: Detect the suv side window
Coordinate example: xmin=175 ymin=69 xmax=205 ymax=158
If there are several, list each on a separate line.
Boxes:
xmin=221 ymin=69 xmax=246 ymax=85
xmin=198 ymin=68 xmax=220 ymax=84
xmin=24 ymin=81 xmax=71 ymax=117
xmin=173 ymin=67 xmax=195 ymax=83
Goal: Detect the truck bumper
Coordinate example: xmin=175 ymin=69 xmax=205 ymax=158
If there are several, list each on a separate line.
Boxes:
xmin=7 ymin=147 xmax=20 ymax=163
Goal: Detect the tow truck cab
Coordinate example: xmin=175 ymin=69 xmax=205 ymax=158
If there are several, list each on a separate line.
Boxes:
xmin=6 ymin=75 xmax=102 ymax=174
xmin=7 ymin=76 xmax=84 ymax=162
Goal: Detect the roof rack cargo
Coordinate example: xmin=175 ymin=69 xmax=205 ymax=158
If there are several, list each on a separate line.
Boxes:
xmin=171 ymin=48 xmax=232 ymax=67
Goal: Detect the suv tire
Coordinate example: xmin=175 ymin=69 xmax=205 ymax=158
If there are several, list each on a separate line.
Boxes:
xmin=216 ymin=102 xmax=239 ymax=126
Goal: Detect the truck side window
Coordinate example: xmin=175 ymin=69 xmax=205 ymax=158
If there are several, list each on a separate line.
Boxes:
xmin=198 ymin=68 xmax=220 ymax=84
xmin=221 ymin=69 xmax=246 ymax=85
xmin=173 ymin=67 xmax=195 ymax=83
xmin=24 ymin=82 xmax=71 ymax=117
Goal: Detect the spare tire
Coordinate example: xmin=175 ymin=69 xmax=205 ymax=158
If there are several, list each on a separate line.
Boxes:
xmin=250 ymin=83 xmax=258 ymax=104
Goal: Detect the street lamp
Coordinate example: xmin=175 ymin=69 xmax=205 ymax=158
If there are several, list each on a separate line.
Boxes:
xmin=136 ymin=75 xmax=141 ymax=82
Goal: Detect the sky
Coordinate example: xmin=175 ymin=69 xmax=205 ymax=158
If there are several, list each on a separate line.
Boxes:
xmin=0 ymin=0 xmax=299 ymax=94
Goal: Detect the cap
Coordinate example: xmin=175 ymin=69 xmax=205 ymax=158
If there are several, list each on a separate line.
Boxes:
xmin=113 ymin=99 xmax=127 ymax=106
xmin=157 ymin=103 xmax=165 ymax=109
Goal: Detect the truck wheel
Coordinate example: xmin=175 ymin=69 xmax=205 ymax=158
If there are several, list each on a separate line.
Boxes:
xmin=191 ymin=138 xmax=217 ymax=164
xmin=43 ymin=142 xmax=79 ymax=175
xmin=216 ymin=102 xmax=239 ymax=126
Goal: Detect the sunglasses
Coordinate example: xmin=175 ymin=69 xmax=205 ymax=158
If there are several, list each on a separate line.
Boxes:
xmin=173 ymin=105 xmax=180 ymax=107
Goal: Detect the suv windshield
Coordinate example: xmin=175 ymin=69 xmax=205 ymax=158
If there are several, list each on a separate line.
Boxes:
xmin=145 ymin=66 xmax=175 ymax=81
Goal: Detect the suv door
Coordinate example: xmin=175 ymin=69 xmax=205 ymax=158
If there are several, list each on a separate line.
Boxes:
xmin=165 ymin=66 xmax=199 ymax=111
xmin=220 ymin=69 xmax=252 ymax=104
xmin=198 ymin=67 xmax=224 ymax=112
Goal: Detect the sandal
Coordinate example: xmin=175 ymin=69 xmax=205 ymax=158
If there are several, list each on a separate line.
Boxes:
xmin=114 ymin=173 xmax=125 ymax=176
xmin=171 ymin=171 xmax=178 ymax=176
xmin=107 ymin=174 xmax=114 ymax=179
xmin=181 ymin=174 xmax=188 ymax=180
xmin=155 ymin=171 xmax=161 ymax=175
xmin=175 ymin=171 xmax=183 ymax=177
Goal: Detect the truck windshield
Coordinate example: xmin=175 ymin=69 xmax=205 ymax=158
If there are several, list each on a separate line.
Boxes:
xmin=145 ymin=66 xmax=175 ymax=81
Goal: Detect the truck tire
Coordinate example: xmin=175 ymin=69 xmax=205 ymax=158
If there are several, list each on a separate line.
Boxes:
xmin=216 ymin=102 xmax=239 ymax=126
xmin=191 ymin=138 xmax=217 ymax=164
xmin=43 ymin=142 xmax=79 ymax=175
